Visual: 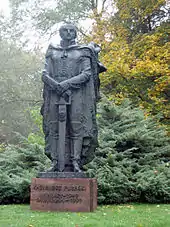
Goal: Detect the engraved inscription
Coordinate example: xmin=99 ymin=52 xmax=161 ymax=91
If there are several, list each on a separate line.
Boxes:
xmin=63 ymin=185 xmax=86 ymax=192
xmin=33 ymin=185 xmax=62 ymax=191
xmin=33 ymin=184 xmax=86 ymax=192
xmin=32 ymin=184 xmax=86 ymax=204
xmin=36 ymin=193 xmax=82 ymax=204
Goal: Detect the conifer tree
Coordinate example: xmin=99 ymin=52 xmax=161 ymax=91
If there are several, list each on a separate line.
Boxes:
xmin=86 ymin=98 xmax=170 ymax=203
xmin=0 ymin=137 xmax=49 ymax=204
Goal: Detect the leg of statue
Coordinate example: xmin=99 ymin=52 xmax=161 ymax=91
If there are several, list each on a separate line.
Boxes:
xmin=69 ymin=120 xmax=83 ymax=172
xmin=44 ymin=118 xmax=59 ymax=172
xmin=47 ymin=96 xmax=59 ymax=172
xmin=72 ymin=138 xmax=83 ymax=172
xmin=69 ymin=92 xmax=83 ymax=172
xmin=46 ymin=135 xmax=58 ymax=172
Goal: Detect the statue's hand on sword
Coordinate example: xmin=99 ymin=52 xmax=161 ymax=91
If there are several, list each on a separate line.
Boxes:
xmin=42 ymin=74 xmax=70 ymax=97
xmin=55 ymin=83 xmax=64 ymax=95
xmin=55 ymin=82 xmax=71 ymax=98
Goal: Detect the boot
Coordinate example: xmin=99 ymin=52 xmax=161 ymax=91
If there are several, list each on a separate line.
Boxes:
xmin=47 ymin=159 xmax=58 ymax=172
xmin=72 ymin=160 xmax=82 ymax=172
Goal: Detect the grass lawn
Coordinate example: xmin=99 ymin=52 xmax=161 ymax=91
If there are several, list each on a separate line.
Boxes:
xmin=0 ymin=204 xmax=169 ymax=227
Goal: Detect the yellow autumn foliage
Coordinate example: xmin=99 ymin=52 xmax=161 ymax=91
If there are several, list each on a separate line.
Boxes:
xmin=85 ymin=0 xmax=170 ymax=132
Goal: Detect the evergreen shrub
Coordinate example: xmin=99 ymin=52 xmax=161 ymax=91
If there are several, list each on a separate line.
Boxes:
xmin=86 ymin=99 xmax=170 ymax=204
xmin=0 ymin=139 xmax=49 ymax=204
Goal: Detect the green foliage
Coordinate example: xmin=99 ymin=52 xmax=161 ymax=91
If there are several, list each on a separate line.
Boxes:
xmin=114 ymin=0 xmax=167 ymax=36
xmin=8 ymin=0 xmax=92 ymax=39
xmin=0 ymin=104 xmax=47 ymax=204
xmin=135 ymin=164 xmax=170 ymax=203
xmin=86 ymin=99 xmax=170 ymax=204
xmin=27 ymin=106 xmax=44 ymax=146
xmin=0 ymin=40 xmax=42 ymax=143
xmin=7 ymin=0 xmax=109 ymax=42
xmin=0 ymin=138 xmax=49 ymax=204
xmin=34 ymin=0 xmax=92 ymax=31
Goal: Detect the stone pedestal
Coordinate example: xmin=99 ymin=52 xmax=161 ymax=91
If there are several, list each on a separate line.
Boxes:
xmin=30 ymin=177 xmax=97 ymax=212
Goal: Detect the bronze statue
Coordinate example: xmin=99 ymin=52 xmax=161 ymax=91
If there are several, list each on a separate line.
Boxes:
xmin=41 ymin=23 xmax=106 ymax=174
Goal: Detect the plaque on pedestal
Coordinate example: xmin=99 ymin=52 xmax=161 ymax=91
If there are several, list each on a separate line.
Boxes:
xmin=30 ymin=178 xmax=97 ymax=212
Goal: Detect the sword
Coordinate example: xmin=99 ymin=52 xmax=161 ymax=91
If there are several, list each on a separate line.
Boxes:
xmin=56 ymin=92 xmax=71 ymax=172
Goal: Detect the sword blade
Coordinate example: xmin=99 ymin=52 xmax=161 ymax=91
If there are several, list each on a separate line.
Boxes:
xmin=58 ymin=103 xmax=66 ymax=172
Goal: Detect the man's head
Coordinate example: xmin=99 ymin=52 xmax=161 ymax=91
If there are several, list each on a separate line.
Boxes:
xmin=59 ymin=24 xmax=77 ymax=41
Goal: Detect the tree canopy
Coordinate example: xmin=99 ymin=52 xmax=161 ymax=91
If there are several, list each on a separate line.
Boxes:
xmin=0 ymin=40 xmax=42 ymax=143
xmin=84 ymin=0 xmax=170 ymax=131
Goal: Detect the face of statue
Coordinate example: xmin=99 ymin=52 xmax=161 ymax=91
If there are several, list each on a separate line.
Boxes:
xmin=59 ymin=24 xmax=77 ymax=41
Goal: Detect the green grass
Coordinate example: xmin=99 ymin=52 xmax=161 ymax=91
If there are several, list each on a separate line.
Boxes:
xmin=0 ymin=204 xmax=169 ymax=227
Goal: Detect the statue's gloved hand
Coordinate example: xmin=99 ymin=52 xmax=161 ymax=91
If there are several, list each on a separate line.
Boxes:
xmin=60 ymin=81 xmax=70 ymax=92
xmin=55 ymin=83 xmax=64 ymax=95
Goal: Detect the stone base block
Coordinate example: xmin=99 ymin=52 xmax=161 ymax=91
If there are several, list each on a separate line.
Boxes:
xmin=30 ymin=178 xmax=97 ymax=212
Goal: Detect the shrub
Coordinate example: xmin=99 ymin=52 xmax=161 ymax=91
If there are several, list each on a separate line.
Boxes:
xmin=86 ymin=99 xmax=170 ymax=204
xmin=0 ymin=140 xmax=49 ymax=204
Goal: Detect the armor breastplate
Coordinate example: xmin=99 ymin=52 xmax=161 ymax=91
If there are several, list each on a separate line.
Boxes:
xmin=51 ymin=48 xmax=82 ymax=82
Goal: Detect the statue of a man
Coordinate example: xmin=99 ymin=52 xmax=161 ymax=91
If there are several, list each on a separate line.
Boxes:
xmin=41 ymin=23 xmax=106 ymax=173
